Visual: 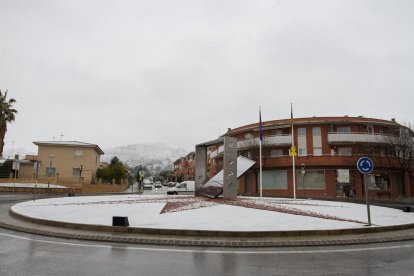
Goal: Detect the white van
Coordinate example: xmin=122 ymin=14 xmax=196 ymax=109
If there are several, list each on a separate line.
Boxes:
xmin=167 ymin=181 xmax=195 ymax=195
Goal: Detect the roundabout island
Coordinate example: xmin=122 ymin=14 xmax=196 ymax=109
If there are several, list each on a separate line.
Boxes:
xmin=6 ymin=194 xmax=414 ymax=247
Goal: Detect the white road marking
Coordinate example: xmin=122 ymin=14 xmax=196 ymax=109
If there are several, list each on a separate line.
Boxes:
xmin=0 ymin=231 xmax=412 ymax=254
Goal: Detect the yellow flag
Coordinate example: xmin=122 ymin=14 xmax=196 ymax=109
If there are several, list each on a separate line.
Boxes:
xmin=290 ymin=145 xmax=297 ymax=156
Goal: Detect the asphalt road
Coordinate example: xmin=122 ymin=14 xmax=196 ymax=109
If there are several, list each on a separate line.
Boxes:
xmin=2 ymin=192 xmax=414 ymax=275
xmin=130 ymin=183 xmax=171 ymax=196
xmin=0 ymin=193 xmax=61 ymax=203
xmin=1 ymin=226 xmax=414 ymax=276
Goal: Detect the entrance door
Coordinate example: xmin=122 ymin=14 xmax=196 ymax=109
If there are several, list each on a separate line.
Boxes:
xmin=245 ymin=173 xmax=251 ymax=194
xmin=396 ymin=174 xmax=404 ymax=197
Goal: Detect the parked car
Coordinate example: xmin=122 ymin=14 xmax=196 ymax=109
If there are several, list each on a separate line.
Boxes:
xmin=167 ymin=181 xmax=195 ymax=195
xmin=142 ymin=180 xmax=153 ymax=190
xmin=154 ymin=181 xmax=162 ymax=188
xmin=168 ymin=182 xmax=177 ymax=187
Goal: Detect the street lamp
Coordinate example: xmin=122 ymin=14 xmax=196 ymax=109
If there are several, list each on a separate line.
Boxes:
xmin=301 ymin=163 xmax=306 ymax=198
xmin=47 ymin=155 xmax=54 ymax=191
xmin=34 ymin=161 xmax=40 ymax=201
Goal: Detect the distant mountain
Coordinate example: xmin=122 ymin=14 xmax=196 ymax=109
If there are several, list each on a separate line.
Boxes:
xmin=102 ymin=143 xmax=188 ymax=168
xmin=2 ymin=143 xmax=189 ymax=170
xmin=2 ymin=148 xmax=35 ymax=159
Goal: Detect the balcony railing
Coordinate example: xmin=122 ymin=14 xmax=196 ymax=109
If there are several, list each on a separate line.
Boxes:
xmin=328 ymin=132 xmax=396 ymax=144
xmin=210 ymin=150 xmax=218 ymax=159
xmin=237 ymin=135 xmax=292 ymax=149
xmin=208 ymin=135 xmax=292 ymax=158
xmin=209 ymin=145 xmax=224 ymax=158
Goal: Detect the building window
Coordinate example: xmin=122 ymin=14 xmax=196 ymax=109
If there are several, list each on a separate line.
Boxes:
xmin=362 ymin=146 xmax=375 ymax=156
xmin=312 ymin=127 xmax=321 ymax=136
xmin=270 ymin=149 xmax=284 ymax=157
xmin=244 ymin=133 xmax=254 ymax=139
xmin=73 ymin=168 xmax=81 ymax=177
xmin=313 ymin=147 xmax=322 ymax=156
xmin=338 ymin=147 xmax=352 ymax=156
xmin=297 ymin=170 xmax=325 ymax=189
xmin=271 ymin=129 xmax=283 ymax=136
xmin=368 ymin=173 xmax=391 ymax=190
xmin=337 ymin=127 xmax=351 ymax=133
xmin=298 ymin=148 xmax=307 ymax=156
xmin=74 ymin=149 xmax=84 ymax=157
xmin=262 ymin=170 xmax=288 ymax=189
xmin=298 ymin=128 xmax=306 ymax=136
xmin=46 ymin=167 xmax=56 ymax=177
xmin=367 ymin=125 xmax=374 ymax=134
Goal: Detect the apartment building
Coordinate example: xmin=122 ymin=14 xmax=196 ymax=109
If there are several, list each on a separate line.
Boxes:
xmin=208 ymin=116 xmax=413 ymax=199
xmin=173 ymin=151 xmax=196 ymax=181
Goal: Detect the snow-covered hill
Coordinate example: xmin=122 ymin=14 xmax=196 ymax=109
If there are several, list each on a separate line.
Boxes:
xmin=102 ymin=143 xmax=188 ymax=168
xmin=3 ymin=143 xmax=189 ymax=169
xmin=2 ymin=148 xmax=35 ymax=159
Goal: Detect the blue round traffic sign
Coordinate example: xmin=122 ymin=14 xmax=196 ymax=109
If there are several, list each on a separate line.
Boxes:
xmin=357 ymin=157 xmax=374 ymax=174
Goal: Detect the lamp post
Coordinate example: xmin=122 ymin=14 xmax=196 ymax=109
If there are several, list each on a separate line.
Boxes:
xmin=301 ymin=163 xmax=306 ymax=198
xmin=138 ymin=170 xmax=144 ymax=193
xmin=12 ymin=158 xmax=20 ymax=193
xmin=47 ymin=155 xmax=54 ymax=192
xmin=34 ymin=161 xmax=40 ymax=201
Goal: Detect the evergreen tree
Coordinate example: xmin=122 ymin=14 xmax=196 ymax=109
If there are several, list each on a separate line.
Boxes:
xmin=96 ymin=156 xmax=127 ymax=184
xmin=0 ymin=90 xmax=17 ymax=157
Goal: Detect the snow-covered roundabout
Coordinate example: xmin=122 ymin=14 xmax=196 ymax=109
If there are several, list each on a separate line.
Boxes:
xmin=10 ymin=195 xmax=414 ymax=234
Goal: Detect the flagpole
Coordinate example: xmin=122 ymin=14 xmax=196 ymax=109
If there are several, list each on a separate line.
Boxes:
xmin=291 ymin=103 xmax=296 ymax=199
xmin=259 ymin=106 xmax=263 ymax=198
xmin=260 ymin=140 xmax=263 ymax=198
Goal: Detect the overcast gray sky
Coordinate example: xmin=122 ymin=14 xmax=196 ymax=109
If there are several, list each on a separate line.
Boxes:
xmin=1 ymin=0 xmax=413 ymax=154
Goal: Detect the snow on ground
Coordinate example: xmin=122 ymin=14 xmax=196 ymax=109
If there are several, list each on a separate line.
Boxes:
xmin=11 ymin=195 xmax=414 ymax=231
xmin=0 ymin=182 xmax=68 ymax=189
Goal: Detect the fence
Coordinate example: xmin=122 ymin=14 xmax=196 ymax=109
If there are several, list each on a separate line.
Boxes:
xmin=0 ymin=176 xmax=129 ymax=193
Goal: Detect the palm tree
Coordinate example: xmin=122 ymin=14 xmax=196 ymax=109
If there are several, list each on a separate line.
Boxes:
xmin=0 ymin=90 xmax=17 ymax=157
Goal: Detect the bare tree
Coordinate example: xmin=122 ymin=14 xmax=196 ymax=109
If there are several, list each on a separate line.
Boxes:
xmin=387 ymin=123 xmax=414 ymax=194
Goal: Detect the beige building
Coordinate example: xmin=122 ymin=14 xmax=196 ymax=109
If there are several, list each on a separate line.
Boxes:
xmin=31 ymin=141 xmax=104 ymax=184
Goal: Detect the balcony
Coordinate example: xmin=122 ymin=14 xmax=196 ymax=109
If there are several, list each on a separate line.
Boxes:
xmin=237 ymin=135 xmax=292 ymax=149
xmin=209 ymin=136 xmax=292 ymax=159
xmin=262 ymin=154 xmax=400 ymax=169
xmin=209 ymin=145 xmax=223 ymax=159
xmin=209 ymin=150 xmax=218 ymax=159
xmin=328 ymin=133 xmax=396 ymax=144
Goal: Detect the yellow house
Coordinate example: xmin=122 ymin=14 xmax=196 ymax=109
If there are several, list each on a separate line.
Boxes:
xmin=33 ymin=141 xmax=104 ymax=184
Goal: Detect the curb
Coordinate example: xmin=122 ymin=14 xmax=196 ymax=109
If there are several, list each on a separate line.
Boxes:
xmin=2 ymin=207 xmax=413 ymax=247
xmin=9 ymin=208 xmax=414 ymax=238
xmin=1 ymin=218 xmax=414 ymax=247
xmin=3 ymin=197 xmax=414 ymax=248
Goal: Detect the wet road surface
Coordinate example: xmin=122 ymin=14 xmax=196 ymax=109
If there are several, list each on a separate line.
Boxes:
xmin=1 ymin=226 xmax=414 ymax=276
